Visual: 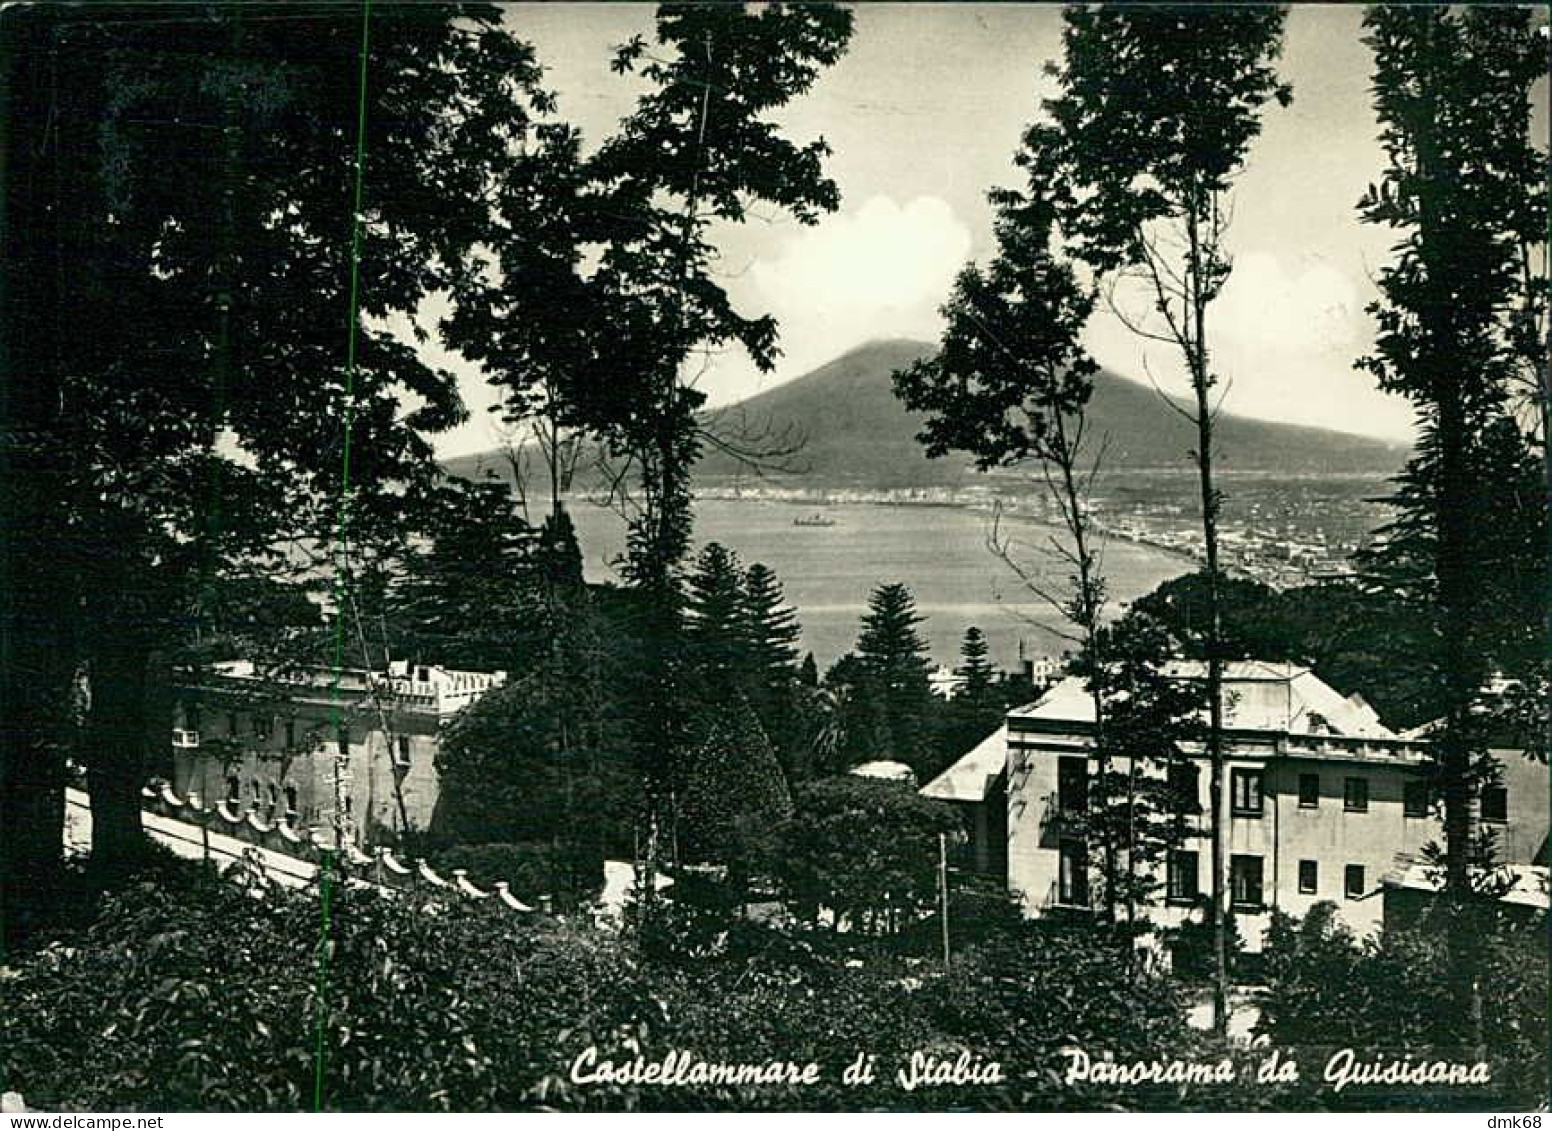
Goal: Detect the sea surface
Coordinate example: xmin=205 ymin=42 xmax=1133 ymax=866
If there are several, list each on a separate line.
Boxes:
xmin=566 ymin=499 xmax=1190 ymax=671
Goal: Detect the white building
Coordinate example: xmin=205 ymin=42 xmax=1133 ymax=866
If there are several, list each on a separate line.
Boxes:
xmin=171 ymin=658 xmax=507 ymax=846
xmin=923 ymin=660 xmax=1549 ymax=952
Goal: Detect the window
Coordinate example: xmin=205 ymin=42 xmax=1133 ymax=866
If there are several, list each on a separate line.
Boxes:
xmin=1403 ymin=780 xmax=1429 ymax=818
xmin=1298 ymin=860 xmax=1318 ymax=894
xmin=1230 ymin=855 xmax=1264 ymax=909
xmin=1344 ymin=777 xmax=1369 ymax=812
xmin=184 ymin=703 xmax=201 ymax=731
xmin=250 ymin=778 xmax=262 ymax=806
xmin=1167 ymin=850 xmax=1200 ymax=902
xmin=265 ymin=783 xmax=278 ymax=822
xmin=1058 ymin=838 xmax=1089 ymax=907
xmin=284 ymin=719 xmax=297 ymax=748
xmin=1481 ymin=785 xmax=1508 ymax=823
xmin=1057 ymin=757 xmax=1088 ymax=814
xmin=226 ymin=776 xmax=240 ymax=805
xmin=1168 ymin=762 xmax=1202 ymax=814
xmin=1231 ymin=768 xmax=1263 ymax=817
xmin=395 ymin=735 xmax=412 ymax=768
xmin=283 ymin=785 xmax=299 ymax=826
xmin=253 ymin=714 xmax=272 ymax=740
xmin=1298 ymin=773 xmax=1320 ymax=809
xmin=1344 ymin=864 xmax=1366 ymax=899
xmin=227 ymin=711 xmax=239 ymax=737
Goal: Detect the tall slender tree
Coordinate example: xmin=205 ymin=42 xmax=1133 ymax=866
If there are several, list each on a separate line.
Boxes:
xmin=893 ymin=173 xmax=1117 ymax=911
xmin=1022 ymin=5 xmax=1292 ymax=1031
xmin=1356 ymin=5 xmax=1548 ymax=1046
xmin=579 ymin=5 xmax=853 ymax=898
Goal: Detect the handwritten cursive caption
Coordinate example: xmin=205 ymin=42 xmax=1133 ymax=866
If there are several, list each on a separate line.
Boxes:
xmin=569 ymin=1045 xmax=1492 ymax=1094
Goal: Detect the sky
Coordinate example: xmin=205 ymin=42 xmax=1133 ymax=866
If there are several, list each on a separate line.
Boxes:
xmin=427 ymin=4 xmax=1548 ymax=459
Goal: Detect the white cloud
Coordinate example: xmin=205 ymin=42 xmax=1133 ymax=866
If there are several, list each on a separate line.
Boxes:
xmin=699 ymin=195 xmax=972 ymax=404
xmin=1213 ymin=251 xmax=1363 ymax=356
xmin=1085 ymin=250 xmax=1415 ymax=441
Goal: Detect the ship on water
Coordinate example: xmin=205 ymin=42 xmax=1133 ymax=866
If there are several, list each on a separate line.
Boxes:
xmin=793 ymin=512 xmax=837 ymax=528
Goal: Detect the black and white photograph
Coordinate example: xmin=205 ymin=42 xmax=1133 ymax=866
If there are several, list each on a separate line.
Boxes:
xmin=0 ymin=0 xmax=1547 ymax=1116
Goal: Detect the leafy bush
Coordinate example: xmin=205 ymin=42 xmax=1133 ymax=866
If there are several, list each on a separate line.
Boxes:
xmin=1257 ymin=901 xmax=1548 ymax=1111
xmin=773 ymin=776 xmax=959 ymax=937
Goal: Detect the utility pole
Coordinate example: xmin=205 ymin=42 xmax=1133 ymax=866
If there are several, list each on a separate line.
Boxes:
xmin=938 ymin=831 xmax=951 ymax=971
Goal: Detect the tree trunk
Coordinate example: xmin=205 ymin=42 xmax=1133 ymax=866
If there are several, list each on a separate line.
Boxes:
xmin=84 ymin=640 xmax=153 ymax=877
xmin=1185 ymin=190 xmax=1231 ymax=1038
xmin=0 ymin=8 xmax=74 ymax=952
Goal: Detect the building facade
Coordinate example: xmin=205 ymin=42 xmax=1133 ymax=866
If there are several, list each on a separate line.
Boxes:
xmin=171 ymin=658 xmax=506 ymax=846
xmin=924 ymin=660 xmax=1549 ymax=951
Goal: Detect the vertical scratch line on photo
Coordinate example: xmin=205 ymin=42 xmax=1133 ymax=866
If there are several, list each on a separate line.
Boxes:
xmin=316 ymin=0 xmax=372 ymax=1113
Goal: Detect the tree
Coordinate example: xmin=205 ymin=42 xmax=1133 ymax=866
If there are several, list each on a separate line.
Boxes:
xmin=1075 ymin=611 xmax=1206 ymax=927
xmin=572 ymin=5 xmax=853 ymax=901
xmin=741 ymin=562 xmax=807 ymax=780
xmin=853 ymin=583 xmax=936 ymax=775
xmin=1356 ymin=7 xmax=1548 ymax=1043
xmin=1357 ymin=6 xmax=1546 ymax=898
xmin=936 ymin=628 xmax=1007 ymax=766
xmin=1025 ymin=6 xmax=1292 ymax=1031
xmin=682 ymin=542 xmax=750 ymax=689
xmin=0 ymin=4 xmax=553 ymax=945
xmin=892 ymin=152 xmax=1118 ymax=910
xmin=774 ymin=776 xmax=958 ymax=938
xmin=677 ymin=697 xmax=791 ymax=872
xmin=955 ymin=628 xmax=997 ymax=707
xmin=389 ymin=479 xmax=546 ymax=673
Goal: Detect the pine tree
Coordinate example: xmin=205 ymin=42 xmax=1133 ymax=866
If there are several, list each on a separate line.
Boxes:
xmin=742 ymin=561 xmax=808 ymax=781
xmin=798 ymin=653 xmax=820 ymax=689
xmin=955 ymin=627 xmax=997 ymax=706
xmin=581 ymin=6 xmax=853 ymax=906
xmin=682 ymin=542 xmax=749 ymax=688
xmin=854 ymin=583 xmax=934 ymax=773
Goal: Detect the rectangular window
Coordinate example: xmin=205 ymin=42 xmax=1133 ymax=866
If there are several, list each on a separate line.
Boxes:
xmin=395 ymin=735 xmax=412 ymax=768
xmin=1057 ymin=757 xmax=1087 ymax=814
xmin=1231 ymin=768 xmax=1263 ymax=817
xmin=1167 ymin=850 xmax=1200 ymax=902
xmin=1298 ymin=859 xmax=1318 ymax=894
xmin=184 ymin=703 xmax=201 ymax=731
xmin=284 ymin=718 xmax=297 ymax=748
xmin=1058 ymin=838 xmax=1089 ymax=907
xmin=1230 ymin=854 xmax=1264 ymax=909
xmin=227 ymin=711 xmax=239 ymax=737
xmin=1298 ymin=773 xmax=1320 ymax=809
xmin=1481 ymin=786 xmax=1508 ymax=823
xmin=253 ymin=714 xmax=272 ymax=740
xmin=1344 ymin=864 xmax=1365 ymax=899
xmin=1344 ymin=777 xmax=1369 ymax=812
xmin=1403 ymin=779 xmax=1429 ymax=818
xmin=1168 ymin=762 xmax=1202 ymax=814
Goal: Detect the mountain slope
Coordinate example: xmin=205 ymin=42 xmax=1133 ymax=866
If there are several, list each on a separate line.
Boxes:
xmin=444 ymin=339 xmax=1408 ymax=488
xmin=692 ymin=339 xmax=1407 ymax=485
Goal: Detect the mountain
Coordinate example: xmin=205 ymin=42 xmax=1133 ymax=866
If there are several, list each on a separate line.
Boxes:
xmin=443 ymin=339 xmax=1408 ymax=489
xmin=691 ymin=339 xmax=1407 ymax=486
